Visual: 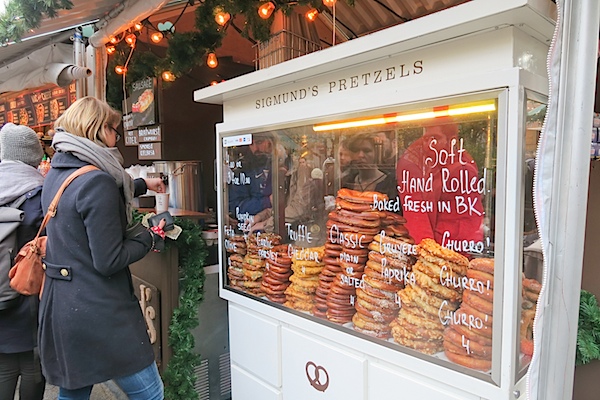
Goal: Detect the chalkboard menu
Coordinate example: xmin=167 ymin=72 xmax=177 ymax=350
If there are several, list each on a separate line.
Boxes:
xmin=0 ymin=83 xmax=75 ymax=127
xmin=122 ymin=77 xmax=162 ymax=161
xmin=123 ymin=77 xmax=157 ymax=130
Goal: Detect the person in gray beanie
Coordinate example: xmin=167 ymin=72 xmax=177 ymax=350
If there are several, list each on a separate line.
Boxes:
xmin=0 ymin=122 xmax=46 ymax=400
xmin=0 ymin=123 xmax=44 ymax=167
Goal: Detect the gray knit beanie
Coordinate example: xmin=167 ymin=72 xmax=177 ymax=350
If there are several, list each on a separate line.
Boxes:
xmin=0 ymin=123 xmax=44 ymax=167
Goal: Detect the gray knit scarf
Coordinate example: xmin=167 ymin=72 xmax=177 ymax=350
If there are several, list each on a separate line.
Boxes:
xmin=52 ymin=130 xmax=135 ymax=224
xmin=0 ymin=161 xmax=45 ymax=206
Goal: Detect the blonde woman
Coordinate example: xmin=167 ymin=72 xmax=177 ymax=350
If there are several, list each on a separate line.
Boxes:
xmin=40 ymin=97 xmax=166 ymax=399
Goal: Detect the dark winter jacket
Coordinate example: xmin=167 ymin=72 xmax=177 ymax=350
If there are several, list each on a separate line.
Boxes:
xmin=39 ymin=152 xmax=155 ymax=390
xmin=0 ymin=186 xmax=43 ymax=354
xmin=228 ymin=152 xmax=272 ymax=216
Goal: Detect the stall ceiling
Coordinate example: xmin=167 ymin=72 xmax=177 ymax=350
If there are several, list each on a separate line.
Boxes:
xmin=326 ymin=0 xmax=471 ymax=40
xmin=0 ymin=0 xmax=123 ymax=68
xmin=0 ymin=0 xmax=471 ymax=72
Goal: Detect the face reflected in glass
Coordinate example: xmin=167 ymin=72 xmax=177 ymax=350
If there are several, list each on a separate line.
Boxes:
xmin=353 ymin=139 xmax=375 ymax=164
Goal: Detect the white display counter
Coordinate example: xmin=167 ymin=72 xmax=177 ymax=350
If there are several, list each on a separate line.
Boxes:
xmin=194 ymin=1 xmax=556 ymax=399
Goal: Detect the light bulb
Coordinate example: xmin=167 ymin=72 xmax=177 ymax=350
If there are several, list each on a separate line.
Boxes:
xmin=207 ymin=52 xmax=218 ymax=68
xmin=258 ymin=2 xmax=275 ymax=19
xmin=134 ymin=22 xmax=143 ymax=31
xmin=306 ymin=8 xmax=319 ymax=21
xmin=124 ymin=33 xmax=136 ymax=47
xmin=114 ymin=65 xmax=127 ymax=75
xmin=109 ymin=35 xmax=120 ymax=44
xmin=210 ymin=80 xmax=219 ymax=86
xmin=215 ymin=11 xmax=231 ymax=26
xmin=162 ymin=70 xmax=176 ymax=82
xmin=106 ymin=45 xmax=116 ymax=55
xmin=322 ymin=0 xmax=336 ymax=7
xmin=150 ymin=32 xmax=163 ymax=43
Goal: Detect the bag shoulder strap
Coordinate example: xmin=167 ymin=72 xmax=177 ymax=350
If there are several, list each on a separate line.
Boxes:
xmin=7 ymin=193 xmax=29 ymax=210
xmin=34 ymin=165 xmax=100 ymax=240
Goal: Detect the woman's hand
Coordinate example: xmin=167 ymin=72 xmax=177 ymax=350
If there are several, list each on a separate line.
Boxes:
xmin=144 ymin=177 xmax=166 ymax=193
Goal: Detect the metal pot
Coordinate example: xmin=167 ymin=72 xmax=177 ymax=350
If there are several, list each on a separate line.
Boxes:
xmin=153 ymin=161 xmax=203 ymax=211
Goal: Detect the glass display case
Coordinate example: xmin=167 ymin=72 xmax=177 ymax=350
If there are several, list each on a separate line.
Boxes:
xmin=195 ymin=1 xmax=557 ymax=398
xmin=220 ymin=92 xmax=544 ymax=379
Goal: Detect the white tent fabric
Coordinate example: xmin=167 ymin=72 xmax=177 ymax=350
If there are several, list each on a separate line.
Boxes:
xmin=0 ymin=43 xmax=91 ymax=93
xmin=88 ymin=0 xmax=169 ymax=48
xmin=0 ymin=63 xmax=91 ymax=93
xmin=526 ymin=0 xmax=600 ymax=399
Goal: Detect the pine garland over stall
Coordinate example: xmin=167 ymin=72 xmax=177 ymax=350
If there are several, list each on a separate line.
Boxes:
xmin=0 ymin=0 xmax=72 ymax=44
xmin=106 ymin=0 xmax=354 ymax=109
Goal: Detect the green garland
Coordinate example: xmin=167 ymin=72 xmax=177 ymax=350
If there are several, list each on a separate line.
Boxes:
xmin=577 ymin=290 xmax=600 ymax=365
xmin=163 ymin=216 xmax=208 ymax=400
xmin=133 ymin=211 xmax=208 ymax=399
xmin=106 ymin=0 xmax=353 ymax=110
xmin=0 ymin=0 xmax=72 ymax=44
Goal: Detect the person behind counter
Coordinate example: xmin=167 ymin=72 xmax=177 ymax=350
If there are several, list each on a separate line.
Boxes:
xmin=228 ymin=133 xmax=275 ymax=231
xmin=395 ymin=118 xmax=483 ymax=245
xmin=342 ymin=132 xmax=397 ymax=200
xmin=0 ymin=123 xmax=46 ymax=400
xmin=39 ymin=97 xmax=167 ymax=399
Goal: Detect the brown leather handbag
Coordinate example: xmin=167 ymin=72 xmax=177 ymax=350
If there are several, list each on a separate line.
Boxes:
xmin=8 ymin=165 xmax=99 ymax=296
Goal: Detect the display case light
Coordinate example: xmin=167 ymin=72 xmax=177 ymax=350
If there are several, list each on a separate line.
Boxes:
xmin=312 ymin=101 xmax=496 ymax=131
xmin=150 ymin=31 xmax=164 ymax=43
xmin=322 ymin=0 xmax=337 ymax=7
xmin=106 ymin=45 xmax=116 ymax=55
xmin=207 ymin=52 xmax=218 ymax=68
xmin=258 ymin=2 xmax=275 ymax=19
xmin=133 ymin=22 xmax=144 ymax=31
xmin=306 ymin=9 xmax=319 ymax=21
xmin=109 ymin=35 xmax=121 ymax=44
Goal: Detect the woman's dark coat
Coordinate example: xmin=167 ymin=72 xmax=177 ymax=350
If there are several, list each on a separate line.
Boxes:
xmin=39 ymin=152 xmax=154 ymax=390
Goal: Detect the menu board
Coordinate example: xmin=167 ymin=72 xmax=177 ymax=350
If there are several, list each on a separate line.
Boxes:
xmin=122 ymin=77 xmax=161 ymax=160
xmin=0 ymin=84 xmax=73 ymax=127
xmin=130 ymin=77 xmax=157 ymax=128
xmin=137 ymin=125 xmax=162 ymax=142
xmin=125 ymin=129 xmax=138 ymax=147
xmin=138 ymin=142 xmax=162 ymax=160
xmin=0 ymin=104 xmax=6 ymax=125
xmin=6 ymin=96 xmax=34 ymax=126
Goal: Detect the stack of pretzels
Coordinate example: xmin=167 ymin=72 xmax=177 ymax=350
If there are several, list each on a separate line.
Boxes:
xmin=323 ymin=189 xmax=382 ymax=323
xmin=442 ymin=257 xmax=494 ymax=371
xmin=226 ymin=234 xmax=248 ymax=292
xmin=390 ymin=239 xmax=468 ymax=355
xmin=238 ymin=233 xmax=281 ymax=297
xmin=520 ymin=275 xmax=541 ymax=356
xmin=261 ymin=244 xmax=293 ymax=304
xmin=350 ymin=233 xmax=416 ymax=339
xmin=284 ymin=246 xmax=326 ymax=312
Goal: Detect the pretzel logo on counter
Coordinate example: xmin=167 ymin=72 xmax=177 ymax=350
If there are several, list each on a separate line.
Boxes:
xmin=305 ymin=361 xmax=329 ymax=392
